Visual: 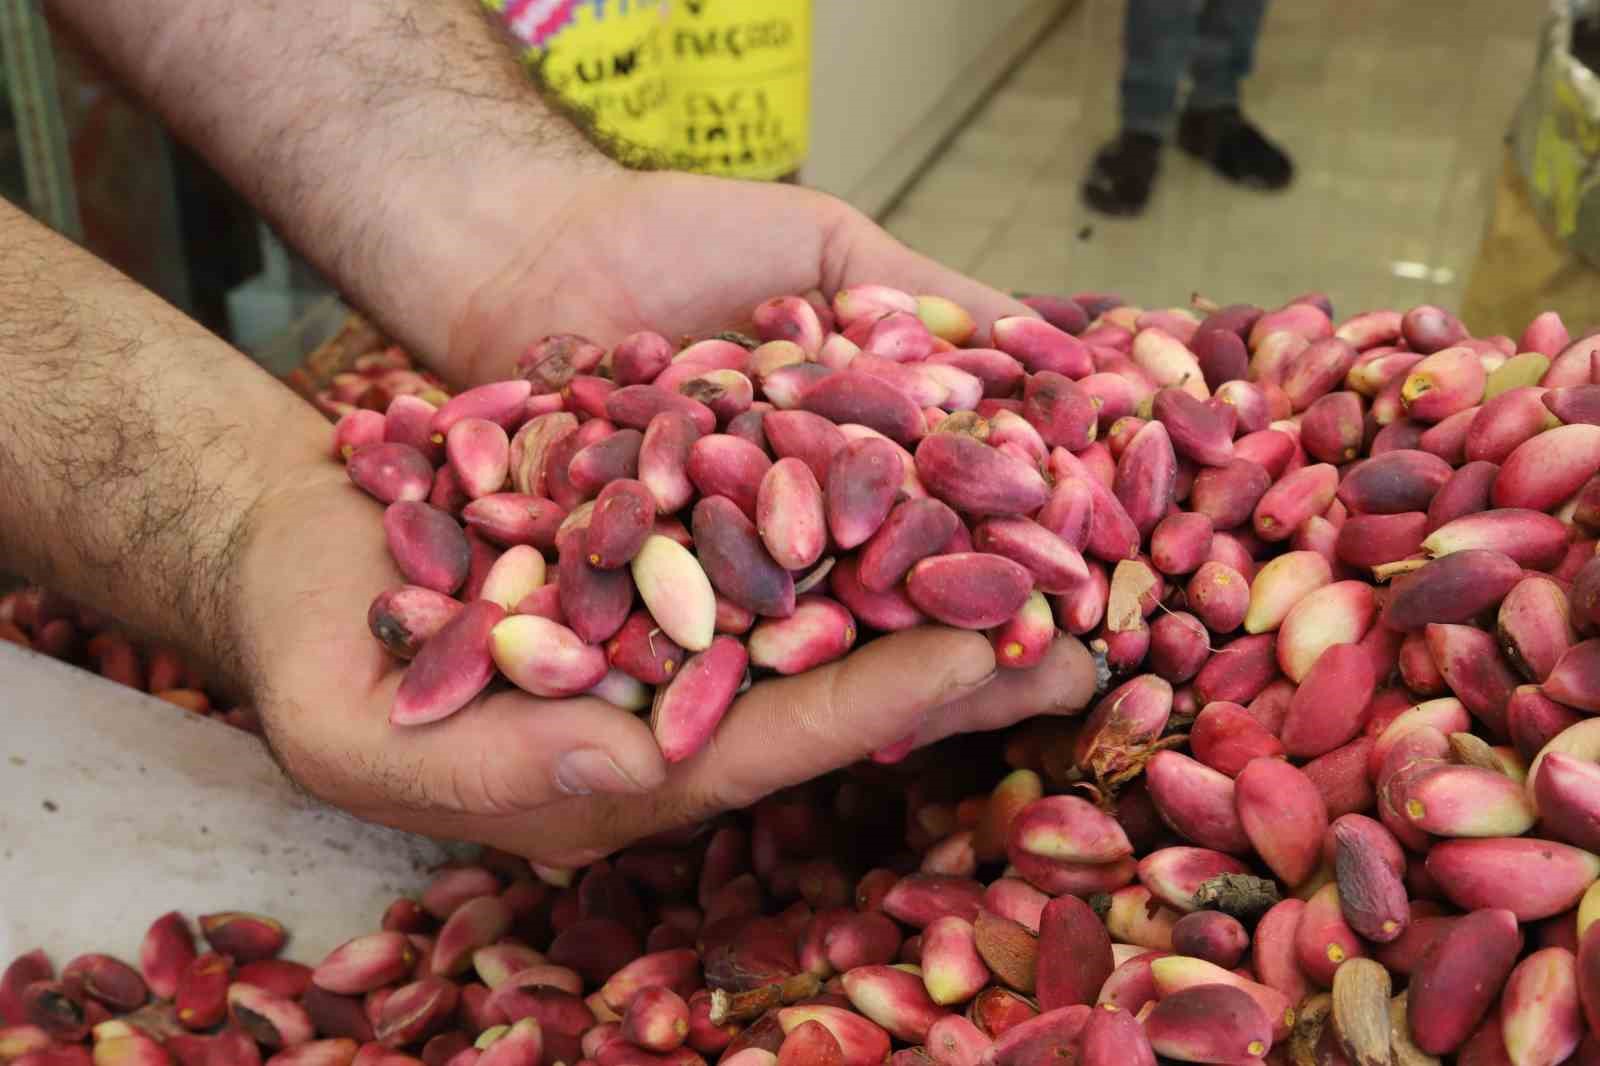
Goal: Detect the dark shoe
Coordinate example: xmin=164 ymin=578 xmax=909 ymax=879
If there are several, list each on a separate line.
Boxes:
xmin=1177 ymin=106 xmax=1293 ymax=189
xmin=1081 ymin=132 xmax=1163 ymax=217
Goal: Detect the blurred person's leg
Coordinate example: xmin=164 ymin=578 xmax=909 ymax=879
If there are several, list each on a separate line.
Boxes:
xmin=1121 ymin=0 xmax=1198 ymax=139
xmin=1177 ymin=0 xmax=1293 ymax=188
xmin=1083 ymin=0 xmax=1198 ymax=216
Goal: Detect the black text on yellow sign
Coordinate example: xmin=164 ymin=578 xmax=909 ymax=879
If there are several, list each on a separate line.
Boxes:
xmin=667 ymin=0 xmax=811 ymax=181
xmin=486 ymin=0 xmax=811 ymax=182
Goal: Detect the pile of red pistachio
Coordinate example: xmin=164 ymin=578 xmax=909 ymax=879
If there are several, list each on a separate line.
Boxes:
xmin=8 ymin=285 xmax=1600 ymax=1064
xmin=0 ymin=587 xmax=255 ymax=733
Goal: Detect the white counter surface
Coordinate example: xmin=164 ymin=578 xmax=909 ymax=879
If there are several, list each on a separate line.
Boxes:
xmin=0 ymin=643 xmax=466 ymax=967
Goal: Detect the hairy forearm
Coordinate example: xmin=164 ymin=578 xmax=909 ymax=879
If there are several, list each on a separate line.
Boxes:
xmin=43 ymin=0 xmax=618 ymax=369
xmin=0 ymin=199 xmax=328 ymax=693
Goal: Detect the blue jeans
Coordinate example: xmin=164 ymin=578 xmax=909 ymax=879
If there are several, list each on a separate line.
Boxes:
xmin=1120 ymin=0 xmax=1269 ymax=137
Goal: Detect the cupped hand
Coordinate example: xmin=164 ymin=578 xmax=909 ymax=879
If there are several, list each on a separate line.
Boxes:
xmin=239 ymin=464 xmax=1097 ymax=868
xmin=443 ymin=169 xmax=1035 ymax=386
xmin=243 ymin=169 xmax=1098 ymax=866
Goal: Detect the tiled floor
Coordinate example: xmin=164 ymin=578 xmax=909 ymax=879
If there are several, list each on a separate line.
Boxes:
xmin=882 ymin=0 xmax=1542 ymax=322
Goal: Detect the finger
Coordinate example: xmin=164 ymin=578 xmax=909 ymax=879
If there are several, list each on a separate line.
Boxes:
xmin=283 ymin=656 xmax=670 ymax=821
xmin=337 ymin=685 xmax=669 ymax=867
xmin=681 ymin=626 xmax=997 ymax=810
xmin=504 ymin=626 xmax=999 ymax=860
xmin=908 ymin=633 xmax=1099 ymax=751
xmin=406 ymin=686 xmax=669 ymax=805
xmin=829 ymin=222 xmax=1039 ymax=341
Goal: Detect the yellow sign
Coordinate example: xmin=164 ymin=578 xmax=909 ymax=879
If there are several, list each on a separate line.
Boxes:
xmin=487 ymin=0 xmax=672 ymax=152
xmin=484 ymin=0 xmax=810 ymax=180
xmin=664 ymin=0 xmax=811 ymax=180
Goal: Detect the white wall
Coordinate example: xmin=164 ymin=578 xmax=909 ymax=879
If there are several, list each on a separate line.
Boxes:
xmin=805 ymin=0 xmax=1074 ymax=217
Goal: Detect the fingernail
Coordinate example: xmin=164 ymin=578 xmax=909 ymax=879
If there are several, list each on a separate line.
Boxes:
xmin=871 ymin=732 xmax=920 ymax=764
xmin=548 ymin=848 xmax=609 ymax=868
xmin=555 ymin=749 xmax=651 ymax=796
